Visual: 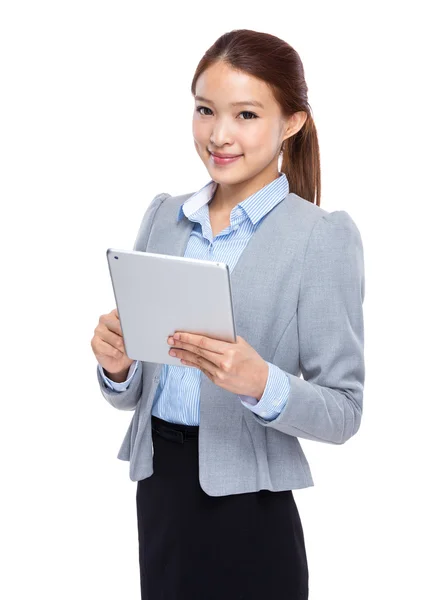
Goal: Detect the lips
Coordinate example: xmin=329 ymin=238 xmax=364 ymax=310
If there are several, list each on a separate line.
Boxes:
xmin=210 ymin=152 xmax=242 ymax=158
xmin=209 ymin=152 xmax=243 ymax=166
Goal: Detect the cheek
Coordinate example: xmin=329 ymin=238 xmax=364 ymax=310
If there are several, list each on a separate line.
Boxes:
xmin=192 ymin=119 xmax=209 ymax=144
xmin=243 ymin=125 xmax=276 ymax=153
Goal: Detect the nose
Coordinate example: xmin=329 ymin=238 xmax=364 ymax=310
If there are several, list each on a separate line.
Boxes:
xmin=209 ymin=119 xmax=236 ymax=149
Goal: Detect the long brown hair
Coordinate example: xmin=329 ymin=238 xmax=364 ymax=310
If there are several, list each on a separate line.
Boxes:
xmin=190 ymin=29 xmax=321 ymax=206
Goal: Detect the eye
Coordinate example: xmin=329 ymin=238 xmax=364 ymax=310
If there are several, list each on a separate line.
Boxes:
xmin=196 ymin=106 xmax=213 ymax=116
xmin=238 ymin=111 xmax=258 ymax=120
xmin=195 ymin=106 xmax=258 ymax=120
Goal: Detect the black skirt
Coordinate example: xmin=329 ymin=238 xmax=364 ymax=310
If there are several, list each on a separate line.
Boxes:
xmin=136 ymin=415 xmax=309 ymax=600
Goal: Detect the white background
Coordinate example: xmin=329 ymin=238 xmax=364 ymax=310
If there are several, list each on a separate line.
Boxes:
xmin=1 ymin=1 xmax=447 ymax=598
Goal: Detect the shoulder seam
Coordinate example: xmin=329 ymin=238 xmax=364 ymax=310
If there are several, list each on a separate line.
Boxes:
xmin=147 ymin=192 xmax=170 ymax=240
xmin=150 ymin=192 xmax=171 ymax=232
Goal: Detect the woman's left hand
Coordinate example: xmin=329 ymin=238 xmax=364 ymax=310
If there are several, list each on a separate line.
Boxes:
xmin=167 ymin=332 xmax=269 ymax=401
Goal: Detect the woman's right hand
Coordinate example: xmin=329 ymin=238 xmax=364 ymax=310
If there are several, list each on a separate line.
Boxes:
xmin=91 ymin=308 xmax=134 ymax=377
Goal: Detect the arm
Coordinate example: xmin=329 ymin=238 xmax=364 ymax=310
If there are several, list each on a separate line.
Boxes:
xmin=97 ymin=191 xmax=171 ymax=411
xmin=239 ymin=362 xmax=289 ymax=421
xmin=245 ymin=210 xmax=365 ymax=444
xmin=96 ymin=360 xmax=143 ymax=411
xmin=99 ymin=360 xmax=140 ymax=391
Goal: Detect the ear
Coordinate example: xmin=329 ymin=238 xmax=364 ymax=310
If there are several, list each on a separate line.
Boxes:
xmin=284 ymin=111 xmax=307 ymax=141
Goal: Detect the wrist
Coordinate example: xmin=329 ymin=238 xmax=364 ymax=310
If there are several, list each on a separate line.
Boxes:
xmin=103 ymin=366 xmax=130 ymax=383
xmin=254 ymin=362 xmax=269 ymax=401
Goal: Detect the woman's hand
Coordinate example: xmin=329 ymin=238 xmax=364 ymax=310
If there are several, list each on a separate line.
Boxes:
xmin=167 ymin=332 xmax=269 ymax=400
xmin=91 ymin=308 xmax=134 ymax=376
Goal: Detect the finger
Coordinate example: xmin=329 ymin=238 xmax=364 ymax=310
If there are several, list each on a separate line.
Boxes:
xmin=174 ymin=332 xmax=227 ymax=354
xmin=95 ymin=337 xmax=125 ymax=360
xmin=180 ymin=350 xmax=216 ymax=376
xmin=100 ymin=312 xmax=123 ymax=336
xmin=95 ymin=322 xmax=125 ymax=351
xmin=173 ymin=340 xmax=222 ymax=368
xmin=181 ymin=358 xmax=212 ymax=379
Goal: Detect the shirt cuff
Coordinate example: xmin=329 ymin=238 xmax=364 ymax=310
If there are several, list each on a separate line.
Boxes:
xmin=239 ymin=362 xmax=290 ymax=421
xmin=98 ymin=360 xmax=140 ymax=391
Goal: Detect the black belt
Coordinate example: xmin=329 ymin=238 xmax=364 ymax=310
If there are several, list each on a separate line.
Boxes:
xmin=151 ymin=416 xmax=199 ymax=444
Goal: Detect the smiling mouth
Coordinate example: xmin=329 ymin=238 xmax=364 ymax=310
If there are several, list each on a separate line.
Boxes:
xmin=209 ymin=151 xmax=243 ymax=158
xmin=208 ymin=151 xmax=244 ymax=165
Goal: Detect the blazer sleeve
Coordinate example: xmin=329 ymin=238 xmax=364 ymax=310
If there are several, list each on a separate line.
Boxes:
xmin=97 ymin=192 xmax=170 ymax=411
xmin=98 ymin=360 xmax=140 ymax=391
xmin=246 ymin=210 xmax=365 ymax=444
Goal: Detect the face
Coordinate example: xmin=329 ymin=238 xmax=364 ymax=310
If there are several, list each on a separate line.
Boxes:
xmin=192 ymin=61 xmax=304 ymax=194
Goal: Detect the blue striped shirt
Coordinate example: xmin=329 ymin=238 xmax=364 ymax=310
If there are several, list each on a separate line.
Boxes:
xmin=98 ymin=173 xmax=291 ymax=424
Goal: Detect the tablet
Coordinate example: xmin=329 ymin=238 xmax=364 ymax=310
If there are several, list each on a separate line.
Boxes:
xmin=106 ymin=248 xmax=237 ymax=366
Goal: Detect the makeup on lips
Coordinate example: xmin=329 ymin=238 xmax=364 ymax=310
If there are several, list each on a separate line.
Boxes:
xmin=209 ymin=151 xmax=243 ymax=165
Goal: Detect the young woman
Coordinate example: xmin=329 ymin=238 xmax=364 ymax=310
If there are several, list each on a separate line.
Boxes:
xmin=91 ymin=28 xmax=365 ymax=600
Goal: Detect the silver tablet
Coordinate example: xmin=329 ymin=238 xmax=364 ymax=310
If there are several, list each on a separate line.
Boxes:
xmin=106 ymin=248 xmax=237 ymax=366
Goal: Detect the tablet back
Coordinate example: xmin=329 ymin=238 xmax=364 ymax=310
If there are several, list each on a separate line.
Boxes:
xmin=106 ymin=248 xmax=237 ymax=366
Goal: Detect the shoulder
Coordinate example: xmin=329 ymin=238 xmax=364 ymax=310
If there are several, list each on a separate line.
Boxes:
xmin=133 ymin=192 xmax=176 ymax=251
xmin=315 ymin=209 xmax=364 ymax=256
xmin=147 ymin=190 xmax=197 ymax=218
xmin=138 ymin=190 xmax=194 ymax=222
xmin=158 ymin=191 xmax=196 ymax=207
xmin=286 ymin=192 xmax=363 ymax=247
xmin=299 ymin=202 xmax=365 ymax=298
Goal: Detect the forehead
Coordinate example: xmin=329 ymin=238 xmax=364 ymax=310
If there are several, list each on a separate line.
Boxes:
xmin=195 ymin=62 xmax=276 ymax=108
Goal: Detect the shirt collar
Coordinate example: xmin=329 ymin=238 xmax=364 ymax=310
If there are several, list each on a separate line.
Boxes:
xmin=177 ymin=172 xmax=289 ymax=225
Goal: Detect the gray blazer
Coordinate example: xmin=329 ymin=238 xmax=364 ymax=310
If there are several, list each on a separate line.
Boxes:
xmin=96 ymin=191 xmax=365 ymax=496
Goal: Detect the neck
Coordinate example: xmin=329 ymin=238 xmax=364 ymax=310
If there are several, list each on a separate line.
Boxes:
xmin=209 ymin=171 xmax=281 ymax=213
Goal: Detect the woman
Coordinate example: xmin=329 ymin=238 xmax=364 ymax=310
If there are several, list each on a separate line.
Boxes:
xmin=91 ymin=28 xmax=365 ymax=600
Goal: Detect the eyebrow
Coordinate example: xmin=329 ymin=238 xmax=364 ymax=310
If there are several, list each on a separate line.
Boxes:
xmin=195 ymin=95 xmax=265 ymax=109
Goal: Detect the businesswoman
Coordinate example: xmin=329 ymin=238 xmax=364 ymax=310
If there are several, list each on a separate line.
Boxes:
xmin=91 ymin=28 xmax=365 ymax=600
